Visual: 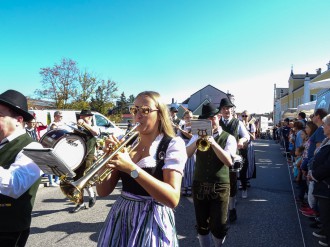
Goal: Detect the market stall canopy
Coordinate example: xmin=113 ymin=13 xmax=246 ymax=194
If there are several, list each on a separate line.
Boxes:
xmin=281 ymin=108 xmax=297 ymax=120
xmin=297 ymin=101 xmax=316 ymax=117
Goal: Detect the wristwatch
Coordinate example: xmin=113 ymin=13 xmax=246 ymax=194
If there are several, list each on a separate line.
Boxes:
xmin=130 ymin=169 xmax=139 ymax=179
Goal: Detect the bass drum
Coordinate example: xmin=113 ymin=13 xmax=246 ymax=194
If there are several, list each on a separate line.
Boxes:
xmin=40 ymin=129 xmax=87 ymax=171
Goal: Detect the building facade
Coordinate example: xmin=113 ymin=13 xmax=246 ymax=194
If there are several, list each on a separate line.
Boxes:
xmin=274 ymin=60 xmax=330 ymax=124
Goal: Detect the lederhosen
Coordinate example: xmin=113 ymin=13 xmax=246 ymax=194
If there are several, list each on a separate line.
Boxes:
xmin=0 ymin=134 xmax=41 ymax=245
xmin=192 ymin=131 xmax=230 ymax=239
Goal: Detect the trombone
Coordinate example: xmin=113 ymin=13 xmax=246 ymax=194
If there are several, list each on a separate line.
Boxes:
xmin=60 ymin=122 xmax=140 ymax=204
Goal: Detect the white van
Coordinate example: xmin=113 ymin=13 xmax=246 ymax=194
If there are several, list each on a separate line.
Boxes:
xmin=29 ymin=109 xmax=125 ymax=138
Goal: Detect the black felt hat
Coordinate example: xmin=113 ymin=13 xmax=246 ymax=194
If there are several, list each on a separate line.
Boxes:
xmin=198 ymin=103 xmax=219 ymax=119
xmin=0 ymin=89 xmax=33 ymax=121
xmin=219 ymin=97 xmax=235 ymax=110
xmin=78 ymin=109 xmax=94 ymax=116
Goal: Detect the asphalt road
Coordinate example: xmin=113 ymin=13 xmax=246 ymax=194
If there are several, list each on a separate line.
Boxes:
xmin=26 ymin=139 xmax=321 ymax=247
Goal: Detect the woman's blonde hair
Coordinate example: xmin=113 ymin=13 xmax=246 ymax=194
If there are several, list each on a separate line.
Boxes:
xmin=183 ymin=110 xmax=192 ymax=118
xmin=135 ymin=91 xmax=175 ymax=137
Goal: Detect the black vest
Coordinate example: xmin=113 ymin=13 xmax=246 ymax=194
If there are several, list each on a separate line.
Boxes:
xmin=0 ymin=133 xmax=41 ymax=232
xmin=194 ymin=131 xmax=230 ymax=184
xmin=220 ymin=118 xmax=240 ymax=141
xmin=120 ymin=135 xmax=172 ymax=196
xmin=220 ymin=118 xmax=244 ymax=156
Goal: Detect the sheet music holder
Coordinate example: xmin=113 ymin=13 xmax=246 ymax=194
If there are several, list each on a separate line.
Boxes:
xmin=191 ymin=119 xmax=213 ymax=136
xmin=23 ymin=148 xmax=76 ymax=177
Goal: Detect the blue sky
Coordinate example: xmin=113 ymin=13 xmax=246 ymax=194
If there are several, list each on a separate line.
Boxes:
xmin=1 ymin=0 xmax=330 ymax=114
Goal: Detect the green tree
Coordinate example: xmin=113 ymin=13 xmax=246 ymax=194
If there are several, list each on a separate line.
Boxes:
xmin=128 ymin=94 xmax=135 ymax=103
xmin=36 ymin=58 xmax=120 ymax=115
xmin=117 ymin=92 xmax=127 ymax=114
xmin=36 ymin=58 xmax=79 ymax=108
xmin=90 ymin=79 xmax=118 ymax=115
xmin=74 ymin=70 xmax=99 ymax=102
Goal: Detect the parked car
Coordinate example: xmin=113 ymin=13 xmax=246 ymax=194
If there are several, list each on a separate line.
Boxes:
xmin=28 ymin=109 xmax=125 ymax=138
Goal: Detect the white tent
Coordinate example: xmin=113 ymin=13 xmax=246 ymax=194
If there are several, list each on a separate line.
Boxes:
xmin=297 ymin=101 xmax=316 ymax=117
xmin=310 ymin=79 xmax=330 ymax=90
xmin=281 ymin=108 xmax=297 ymax=120
xmin=297 ymin=101 xmax=316 ymax=111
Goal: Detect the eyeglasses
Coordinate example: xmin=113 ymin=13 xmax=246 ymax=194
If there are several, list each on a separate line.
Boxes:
xmin=129 ymin=105 xmax=159 ymax=116
xmin=241 ymin=115 xmax=248 ymax=117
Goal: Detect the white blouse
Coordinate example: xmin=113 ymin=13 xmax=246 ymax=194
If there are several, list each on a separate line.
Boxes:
xmin=135 ymin=134 xmax=187 ymax=175
xmin=0 ymin=129 xmax=43 ymax=199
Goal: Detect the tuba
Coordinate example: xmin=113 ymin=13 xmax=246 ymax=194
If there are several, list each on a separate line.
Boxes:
xmin=60 ymin=122 xmax=140 ymax=204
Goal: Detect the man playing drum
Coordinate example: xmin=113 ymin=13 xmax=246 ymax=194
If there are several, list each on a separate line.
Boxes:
xmin=69 ymin=109 xmax=100 ymax=213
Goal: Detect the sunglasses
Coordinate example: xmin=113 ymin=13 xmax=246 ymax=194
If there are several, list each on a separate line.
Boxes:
xmin=241 ymin=115 xmax=248 ymax=117
xmin=129 ymin=105 xmax=159 ymax=116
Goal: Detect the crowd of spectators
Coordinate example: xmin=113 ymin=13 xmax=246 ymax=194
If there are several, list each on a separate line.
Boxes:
xmin=274 ymin=109 xmax=330 ymax=246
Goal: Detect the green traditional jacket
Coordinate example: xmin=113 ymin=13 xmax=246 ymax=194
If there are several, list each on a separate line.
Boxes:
xmin=194 ymin=131 xmax=230 ymax=184
xmin=0 ymin=133 xmax=41 ymax=232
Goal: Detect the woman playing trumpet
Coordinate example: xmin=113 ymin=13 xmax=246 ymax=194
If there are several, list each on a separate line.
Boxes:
xmin=97 ymin=91 xmax=187 ymax=247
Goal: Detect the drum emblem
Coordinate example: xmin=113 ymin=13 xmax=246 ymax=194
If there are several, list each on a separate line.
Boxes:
xmin=67 ymin=140 xmax=79 ymax=147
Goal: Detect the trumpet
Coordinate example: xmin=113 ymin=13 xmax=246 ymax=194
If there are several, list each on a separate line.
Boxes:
xmin=60 ymin=122 xmax=140 ymax=204
xmin=77 ymin=119 xmax=96 ymax=135
xmin=196 ymin=129 xmax=211 ymax=152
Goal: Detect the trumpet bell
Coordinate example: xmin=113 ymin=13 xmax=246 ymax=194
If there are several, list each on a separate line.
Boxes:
xmin=196 ymin=138 xmax=210 ymax=152
xmin=60 ymin=180 xmax=83 ymax=204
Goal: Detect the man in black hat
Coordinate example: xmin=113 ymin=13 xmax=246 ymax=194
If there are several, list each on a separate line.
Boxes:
xmin=69 ymin=109 xmax=100 ymax=213
xmin=186 ymin=102 xmax=237 ymax=247
xmin=0 ymin=89 xmax=43 ymax=246
xmin=219 ymin=97 xmax=250 ymax=222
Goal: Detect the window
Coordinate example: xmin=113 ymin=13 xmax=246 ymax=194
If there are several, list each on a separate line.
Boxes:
xmin=310 ymin=94 xmax=317 ymax=101
xmin=95 ymin=114 xmax=113 ymax=128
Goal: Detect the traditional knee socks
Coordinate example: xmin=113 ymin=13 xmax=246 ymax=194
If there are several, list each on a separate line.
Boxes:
xmin=212 ymin=234 xmax=226 ymax=247
xmin=228 ymin=196 xmax=236 ymax=210
xmin=198 ymin=233 xmax=211 ymax=247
